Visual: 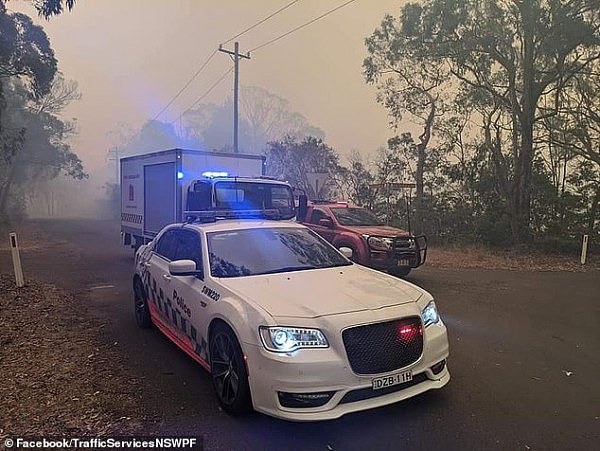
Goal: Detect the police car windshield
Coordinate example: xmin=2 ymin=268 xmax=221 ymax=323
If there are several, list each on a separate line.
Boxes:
xmin=207 ymin=227 xmax=351 ymax=277
xmin=330 ymin=207 xmax=384 ymax=226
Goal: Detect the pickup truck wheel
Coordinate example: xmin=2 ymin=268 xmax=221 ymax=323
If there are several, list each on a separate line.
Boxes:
xmin=133 ymin=279 xmax=152 ymax=328
xmin=210 ymin=323 xmax=252 ymax=415
xmin=389 ymin=267 xmax=411 ymax=277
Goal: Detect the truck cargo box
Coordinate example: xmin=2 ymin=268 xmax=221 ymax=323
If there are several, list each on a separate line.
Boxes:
xmin=120 ymin=148 xmax=265 ymax=249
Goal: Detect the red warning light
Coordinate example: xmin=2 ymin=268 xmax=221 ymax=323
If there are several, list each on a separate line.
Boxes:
xmin=397 ymin=322 xmax=422 ymax=341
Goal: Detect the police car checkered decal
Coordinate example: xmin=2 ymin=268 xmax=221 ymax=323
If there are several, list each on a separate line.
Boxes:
xmin=145 ymin=275 xmax=207 ymax=361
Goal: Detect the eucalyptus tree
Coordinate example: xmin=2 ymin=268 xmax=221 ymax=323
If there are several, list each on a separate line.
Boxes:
xmin=365 ymin=4 xmax=450 ymax=234
xmin=366 ymin=0 xmax=600 ymax=244
xmin=265 ymin=136 xmax=344 ymax=199
xmin=182 ymin=86 xmax=324 ymax=154
xmin=343 ymin=151 xmax=376 ymax=209
xmin=0 ymin=78 xmax=85 ymax=220
xmin=549 ymin=60 xmax=600 ymax=234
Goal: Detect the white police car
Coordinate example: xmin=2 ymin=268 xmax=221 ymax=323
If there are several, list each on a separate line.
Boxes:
xmin=133 ymin=215 xmax=449 ymax=420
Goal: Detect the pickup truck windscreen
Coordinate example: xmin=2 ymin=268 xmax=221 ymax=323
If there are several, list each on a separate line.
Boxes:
xmin=330 ymin=207 xmax=384 ymax=226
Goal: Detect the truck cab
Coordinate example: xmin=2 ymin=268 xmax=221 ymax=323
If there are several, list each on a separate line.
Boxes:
xmin=120 ymin=149 xmax=297 ymax=251
xmin=300 ymin=202 xmax=427 ymax=277
xmin=186 ymin=177 xmax=296 ymax=220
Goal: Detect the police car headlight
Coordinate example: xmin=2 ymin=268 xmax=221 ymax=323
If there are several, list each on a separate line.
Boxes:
xmin=367 ymin=236 xmax=394 ymax=251
xmin=421 ymin=301 xmax=440 ymax=327
xmin=259 ymin=326 xmax=328 ymax=353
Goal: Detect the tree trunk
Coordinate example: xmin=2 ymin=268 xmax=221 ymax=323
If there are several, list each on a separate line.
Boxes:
xmin=414 ymin=143 xmax=425 ymax=235
xmin=511 ymin=3 xmax=537 ymax=245
xmin=414 ymin=94 xmax=436 ymax=235
xmin=0 ymin=159 xmax=18 ymax=218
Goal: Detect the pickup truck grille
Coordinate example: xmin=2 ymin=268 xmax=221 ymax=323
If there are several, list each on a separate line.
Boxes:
xmin=342 ymin=317 xmax=423 ymax=375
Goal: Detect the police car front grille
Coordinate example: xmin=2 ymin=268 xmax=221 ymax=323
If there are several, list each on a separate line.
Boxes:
xmin=342 ymin=317 xmax=423 ymax=375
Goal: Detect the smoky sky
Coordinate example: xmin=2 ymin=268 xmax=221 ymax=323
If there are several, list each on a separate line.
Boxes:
xmin=9 ymin=0 xmax=404 ymax=173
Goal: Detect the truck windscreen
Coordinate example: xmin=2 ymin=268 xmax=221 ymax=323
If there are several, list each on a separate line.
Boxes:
xmin=214 ymin=181 xmax=295 ymax=220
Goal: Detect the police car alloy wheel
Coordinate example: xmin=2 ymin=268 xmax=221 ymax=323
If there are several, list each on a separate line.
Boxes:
xmin=133 ymin=278 xmax=152 ymax=328
xmin=209 ymin=322 xmax=252 ymax=415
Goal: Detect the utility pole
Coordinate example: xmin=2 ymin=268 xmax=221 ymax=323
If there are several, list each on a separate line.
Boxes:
xmin=107 ymin=147 xmax=120 ymax=184
xmin=219 ymin=42 xmax=250 ymax=153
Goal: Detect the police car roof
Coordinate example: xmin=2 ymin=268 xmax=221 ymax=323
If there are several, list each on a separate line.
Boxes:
xmin=174 ymin=219 xmax=306 ymax=233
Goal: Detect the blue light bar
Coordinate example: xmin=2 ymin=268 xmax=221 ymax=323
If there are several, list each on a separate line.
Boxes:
xmin=202 ymin=171 xmax=229 ymax=178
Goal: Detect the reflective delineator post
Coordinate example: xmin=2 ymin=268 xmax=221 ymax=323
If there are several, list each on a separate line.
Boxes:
xmin=9 ymin=232 xmax=24 ymax=287
xmin=580 ymin=234 xmax=589 ymax=265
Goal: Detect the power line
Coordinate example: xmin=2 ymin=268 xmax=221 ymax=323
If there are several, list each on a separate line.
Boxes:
xmin=249 ymin=0 xmax=359 ymax=53
xmin=176 ymin=65 xmax=235 ymax=122
xmin=152 ymin=49 xmax=217 ymax=121
xmin=221 ymin=0 xmax=302 ymax=46
xmin=159 ymin=0 xmax=359 ymax=125
xmin=155 ymin=0 xmax=302 ymax=121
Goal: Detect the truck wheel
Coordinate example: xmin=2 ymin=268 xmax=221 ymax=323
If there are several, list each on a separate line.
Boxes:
xmin=133 ymin=278 xmax=152 ymax=328
xmin=209 ymin=323 xmax=252 ymax=415
xmin=389 ymin=267 xmax=411 ymax=277
xmin=133 ymin=236 xmax=142 ymax=253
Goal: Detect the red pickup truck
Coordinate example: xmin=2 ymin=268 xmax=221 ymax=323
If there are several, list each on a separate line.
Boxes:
xmin=299 ymin=202 xmax=427 ymax=277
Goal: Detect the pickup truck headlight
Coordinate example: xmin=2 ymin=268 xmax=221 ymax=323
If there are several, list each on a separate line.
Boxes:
xmin=421 ymin=301 xmax=440 ymax=327
xmin=367 ymin=236 xmax=394 ymax=251
xmin=259 ymin=326 xmax=328 ymax=352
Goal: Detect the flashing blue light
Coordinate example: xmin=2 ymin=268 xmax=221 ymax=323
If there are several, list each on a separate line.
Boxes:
xmin=177 ymin=171 xmax=184 ymax=180
xmin=202 ymin=171 xmax=229 ymax=178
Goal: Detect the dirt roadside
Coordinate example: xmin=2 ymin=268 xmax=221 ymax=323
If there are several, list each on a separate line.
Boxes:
xmin=0 ymin=274 xmax=150 ymax=440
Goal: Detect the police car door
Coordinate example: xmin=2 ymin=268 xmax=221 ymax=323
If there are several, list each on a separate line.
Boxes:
xmin=169 ymin=228 xmax=210 ymax=367
xmin=146 ymin=228 xmax=182 ymax=336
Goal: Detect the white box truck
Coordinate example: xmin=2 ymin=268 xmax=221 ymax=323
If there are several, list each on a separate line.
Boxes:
xmin=120 ymin=148 xmax=268 ymax=250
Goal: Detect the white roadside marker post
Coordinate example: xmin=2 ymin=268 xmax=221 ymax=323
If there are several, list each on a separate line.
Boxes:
xmin=9 ymin=232 xmax=24 ymax=287
xmin=580 ymin=234 xmax=589 ymax=265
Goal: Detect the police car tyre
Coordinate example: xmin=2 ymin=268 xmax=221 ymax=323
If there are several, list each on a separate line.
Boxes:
xmin=389 ymin=266 xmax=411 ymax=277
xmin=133 ymin=278 xmax=152 ymax=328
xmin=209 ymin=323 xmax=252 ymax=415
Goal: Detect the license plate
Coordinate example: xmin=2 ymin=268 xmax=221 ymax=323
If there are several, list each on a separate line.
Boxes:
xmin=398 ymin=259 xmax=410 ymax=266
xmin=372 ymin=370 xmax=412 ymax=390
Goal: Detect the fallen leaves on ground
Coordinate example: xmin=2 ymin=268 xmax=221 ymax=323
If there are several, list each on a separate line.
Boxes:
xmin=427 ymin=245 xmax=599 ymax=272
xmin=0 ymin=275 xmax=146 ymax=439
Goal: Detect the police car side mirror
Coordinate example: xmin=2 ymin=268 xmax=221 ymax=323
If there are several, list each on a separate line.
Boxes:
xmin=169 ymin=260 xmax=203 ymax=278
xmin=339 ymin=247 xmax=353 ymax=259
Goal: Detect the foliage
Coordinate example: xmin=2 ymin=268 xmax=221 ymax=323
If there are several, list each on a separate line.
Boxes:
xmin=365 ymin=0 xmax=600 ymax=245
xmin=343 ymin=151 xmax=376 ymax=208
xmin=0 ymin=3 xmax=56 ymax=98
xmin=265 ymin=136 xmax=344 ymax=199
xmin=116 ymin=120 xmax=201 ymax=158
xmin=1 ymin=0 xmax=77 ymax=19
xmin=0 ymin=78 xmax=85 ymax=221
xmin=30 ymin=0 xmax=76 ymax=19
xmin=181 ymin=86 xmax=324 ymax=154
xmin=364 ymin=9 xmax=450 ymax=234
